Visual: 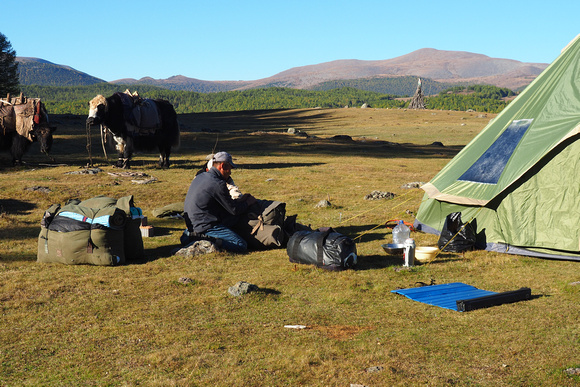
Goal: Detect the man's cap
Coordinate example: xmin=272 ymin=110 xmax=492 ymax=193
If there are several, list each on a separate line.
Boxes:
xmin=213 ymin=151 xmax=237 ymax=168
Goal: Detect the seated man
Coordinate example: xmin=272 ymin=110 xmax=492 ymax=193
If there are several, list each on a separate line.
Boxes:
xmin=182 ymin=151 xmax=256 ymax=253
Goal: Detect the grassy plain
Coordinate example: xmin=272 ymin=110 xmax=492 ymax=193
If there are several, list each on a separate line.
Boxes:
xmin=0 ymin=108 xmax=578 ymax=386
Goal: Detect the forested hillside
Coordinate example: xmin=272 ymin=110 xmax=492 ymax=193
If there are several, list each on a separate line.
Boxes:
xmin=21 ymin=84 xmax=513 ymax=115
xmin=310 ymin=76 xmax=461 ymax=96
xmin=17 ymin=58 xmax=105 ymax=86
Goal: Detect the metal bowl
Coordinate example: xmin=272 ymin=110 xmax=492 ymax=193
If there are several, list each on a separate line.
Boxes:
xmin=382 ymin=243 xmax=405 ymax=255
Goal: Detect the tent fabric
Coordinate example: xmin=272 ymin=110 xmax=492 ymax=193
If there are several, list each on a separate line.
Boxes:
xmin=391 ymin=283 xmax=497 ymax=311
xmin=415 ymin=34 xmax=580 ymax=261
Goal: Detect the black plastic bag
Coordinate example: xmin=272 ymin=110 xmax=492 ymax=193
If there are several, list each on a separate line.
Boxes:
xmin=437 ymin=212 xmax=476 ymax=252
xmin=287 ymin=227 xmax=357 ymax=271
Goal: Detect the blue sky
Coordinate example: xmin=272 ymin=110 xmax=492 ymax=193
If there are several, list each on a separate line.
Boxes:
xmin=2 ymin=1 xmax=578 ymax=82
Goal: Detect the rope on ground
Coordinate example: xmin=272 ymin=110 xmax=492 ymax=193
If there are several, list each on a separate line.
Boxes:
xmin=335 ymin=189 xmax=423 ymax=242
xmin=85 ymin=122 xmax=93 ymax=167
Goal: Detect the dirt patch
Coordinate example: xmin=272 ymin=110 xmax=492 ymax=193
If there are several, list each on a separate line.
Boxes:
xmin=311 ymin=324 xmax=372 ymax=341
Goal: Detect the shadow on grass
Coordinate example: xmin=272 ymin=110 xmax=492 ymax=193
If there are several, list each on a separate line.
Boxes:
xmin=0 ymin=253 xmax=36 ymax=262
xmin=149 ymin=226 xmax=183 ymax=237
xmin=333 ymin=224 xmax=387 ymax=243
xmin=0 ymin=199 xmax=37 ymax=215
xmin=138 ymin=244 xmax=182 ymax=263
xmin=256 ymin=288 xmax=282 ymax=295
xmin=0 ymin=225 xmax=39 ymax=241
xmin=356 ymin=254 xmax=402 ymax=270
xmin=47 ymin=111 xmax=465 ymax=168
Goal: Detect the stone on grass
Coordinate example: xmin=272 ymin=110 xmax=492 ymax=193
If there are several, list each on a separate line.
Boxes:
xmin=315 ymin=199 xmax=332 ymax=208
xmin=178 ymin=277 xmax=195 ymax=285
xmin=65 ymin=167 xmax=103 ymax=175
xmin=174 ymin=240 xmax=218 ymax=257
xmin=228 ymin=281 xmax=259 ymax=297
xmin=400 ymin=182 xmax=426 ymax=189
xmin=364 ymin=191 xmax=395 ymax=200
xmin=25 ymin=186 xmax=51 ymax=193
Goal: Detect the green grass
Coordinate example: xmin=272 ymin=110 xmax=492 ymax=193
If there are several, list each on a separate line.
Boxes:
xmin=0 ymin=108 xmax=578 ymax=386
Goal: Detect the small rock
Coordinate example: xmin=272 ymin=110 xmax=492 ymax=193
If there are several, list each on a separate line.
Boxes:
xmin=131 ymin=177 xmax=158 ymax=184
xmin=366 ymin=366 xmax=384 ymax=373
xmin=315 ymin=199 xmax=332 ymax=208
xmin=178 ymin=277 xmax=195 ymax=284
xmin=228 ymin=281 xmax=259 ymax=297
xmin=65 ymin=168 xmax=103 ymax=175
xmin=400 ymin=182 xmax=425 ymax=189
xmin=364 ymin=191 xmax=395 ymax=200
xmin=25 ymin=186 xmax=51 ymax=193
xmin=174 ymin=240 xmax=218 ymax=257
xmin=565 ymin=367 xmax=580 ymax=375
xmin=287 ymin=128 xmax=296 ymax=134
xmin=108 ymin=171 xmax=149 ymax=177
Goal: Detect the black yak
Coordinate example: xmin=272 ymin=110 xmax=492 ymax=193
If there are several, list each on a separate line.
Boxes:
xmin=86 ymin=91 xmax=180 ymax=168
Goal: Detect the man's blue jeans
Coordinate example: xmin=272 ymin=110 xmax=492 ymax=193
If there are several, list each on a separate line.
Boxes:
xmin=203 ymin=224 xmax=248 ymax=253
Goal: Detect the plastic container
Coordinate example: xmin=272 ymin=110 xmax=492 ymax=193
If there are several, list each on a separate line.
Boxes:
xmin=403 ymin=238 xmax=415 ymax=267
xmin=392 ymin=220 xmax=410 ymax=245
xmin=414 ymin=246 xmax=439 ymax=263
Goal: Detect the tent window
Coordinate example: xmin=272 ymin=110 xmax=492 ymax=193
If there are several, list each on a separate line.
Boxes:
xmin=459 ymin=119 xmax=533 ymax=184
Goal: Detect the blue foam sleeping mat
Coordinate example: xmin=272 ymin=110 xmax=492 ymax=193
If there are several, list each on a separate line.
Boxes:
xmin=391 ymin=282 xmax=497 ymax=311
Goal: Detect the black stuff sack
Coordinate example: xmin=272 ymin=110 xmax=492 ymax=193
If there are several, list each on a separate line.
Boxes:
xmin=287 ymin=227 xmax=357 ymax=271
xmin=437 ymin=212 xmax=476 ymax=252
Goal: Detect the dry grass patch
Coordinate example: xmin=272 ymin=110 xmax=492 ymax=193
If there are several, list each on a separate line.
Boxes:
xmin=0 ymin=108 xmax=578 ymax=386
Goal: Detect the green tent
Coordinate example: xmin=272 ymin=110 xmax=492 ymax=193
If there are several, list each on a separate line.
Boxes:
xmin=415 ymin=34 xmax=580 ymax=261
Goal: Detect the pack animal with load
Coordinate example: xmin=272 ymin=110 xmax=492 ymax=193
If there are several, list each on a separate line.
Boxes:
xmin=0 ymin=93 xmax=56 ymax=165
xmin=86 ymin=90 xmax=180 ymax=168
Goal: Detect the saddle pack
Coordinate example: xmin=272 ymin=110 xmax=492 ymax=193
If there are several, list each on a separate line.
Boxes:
xmin=116 ymin=92 xmax=161 ymax=135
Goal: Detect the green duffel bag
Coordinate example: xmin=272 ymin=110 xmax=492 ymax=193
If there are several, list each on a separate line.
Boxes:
xmin=38 ymin=203 xmax=126 ymax=265
xmin=37 ymin=195 xmax=144 ymax=266
xmin=79 ymin=195 xmax=144 ymax=262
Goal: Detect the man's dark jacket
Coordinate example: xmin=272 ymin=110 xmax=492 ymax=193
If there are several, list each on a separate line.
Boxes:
xmin=183 ymin=167 xmax=249 ymax=234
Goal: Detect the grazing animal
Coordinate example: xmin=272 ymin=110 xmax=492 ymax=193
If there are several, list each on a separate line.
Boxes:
xmin=0 ymin=98 xmax=55 ymax=165
xmin=86 ymin=92 xmax=180 ymax=168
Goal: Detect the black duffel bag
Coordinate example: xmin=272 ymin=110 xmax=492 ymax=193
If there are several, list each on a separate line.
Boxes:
xmin=286 ymin=227 xmax=357 ymax=271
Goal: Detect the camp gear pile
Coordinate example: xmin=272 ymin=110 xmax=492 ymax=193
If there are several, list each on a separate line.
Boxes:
xmin=235 ymin=200 xmax=287 ymax=250
xmin=37 ymin=195 xmax=144 ymax=266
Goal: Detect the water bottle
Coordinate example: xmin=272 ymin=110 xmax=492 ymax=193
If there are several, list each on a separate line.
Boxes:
xmin=404 ymin=238 xmax=416 ymax=267
xmin=392 ymin=220 xmax=410 ymax=245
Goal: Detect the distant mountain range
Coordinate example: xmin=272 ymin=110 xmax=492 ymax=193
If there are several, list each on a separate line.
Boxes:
xmin=17 ymin=48 xmax=549 ymax=93
xmin=17 ymin=57 xmax=106 ymax=86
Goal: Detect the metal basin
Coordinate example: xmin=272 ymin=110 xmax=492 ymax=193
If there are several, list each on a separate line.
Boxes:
xmin=382 ymin=243 xmax=405 ymax=255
